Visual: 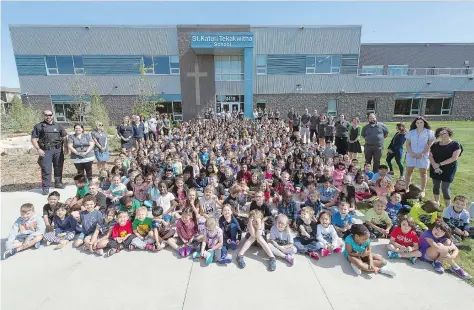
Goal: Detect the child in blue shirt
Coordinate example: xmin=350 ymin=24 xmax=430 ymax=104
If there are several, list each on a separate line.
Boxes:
xmin=363 ymin=163 xmax=374 ymax=181
xmin=332 ymin=201 xmax=354 ymax=237
xmin=344 ymin=224 xmax=396 ymax=277
xmin=199 ymin=147 xmax=209 ymax=166
xmin=386 ymin=192 xmax=403 ymax=228
xmin=302 ymin=189 xmax=324 ymax=219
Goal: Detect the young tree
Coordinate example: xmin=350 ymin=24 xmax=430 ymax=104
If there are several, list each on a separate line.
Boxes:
xmin=68 ymin=75 xmax=91 ymax=124
xmin=87 ymin=89 xmax=110 ymax=129
xmin=0 ymin=96 xmax=41 ymax=133
xmin=132 ymin=64 xmax=164 ymax=117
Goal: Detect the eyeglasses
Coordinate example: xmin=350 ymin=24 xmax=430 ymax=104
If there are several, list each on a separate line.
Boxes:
xmin=98 ymin=124 xmax=103 ymax=127
xmin=44 ymin=114 xmax=53 ymax=117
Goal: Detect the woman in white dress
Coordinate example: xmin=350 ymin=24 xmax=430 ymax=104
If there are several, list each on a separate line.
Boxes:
xmin=404 ymin=116 xmax=435 ymax=195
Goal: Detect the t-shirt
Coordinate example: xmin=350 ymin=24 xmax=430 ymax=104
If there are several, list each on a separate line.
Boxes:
xmin=111 ymin=220 xmax=133 ymax=239
xmin=302 ymin=199 xmax=324 ymax=217
xmin=419 ymin=229 xmax=448 ymax=254
xmin=364 ymin=171 xmax=374 ymax=180
xmin=317 ymin=186 xmax=338 ymax=203
xmin=156 ymin=192 xmax=175 ymax=213
xmin=42 ymin=203 xmax=55 ymax=224
xmin=249 ymin=201 xmax=272 ymax=218
xmin=343 ymin=234 xmax=370 ymax=258
xmin=386 ymin=201 xmax=403 ymax=225
xmin=364 ymin=208 xmax=392 ymax=226
xmin=132 ymin=217 xmax=153 ymax=237
xmin=332 ymin=212 xmax=354 ymax=228
xmin=132 ymin=183 xmax=150 ymax=201
xmin=117 ymin=199 xmax=141 ymax=219
xmin=408 ymin=203 xmax=437 ymax=231
xmin=354 ymin=182 xmax=369 ymax=193
xmin=76 ymin=185 xmax=89 ymax=199
xmin=371 ymin=173 xmax=392 ymax=184
xmin=203 ymin=227 xmax=223 ymax=249
xmin=390 ymin=226 xmax=419 ymax=247
xmin=442 ymin=205 xmax=470 ymax=231
xmin=109 ymin=183 xmax=127 ymax=197
xmin=270 ymin=226 xmax=294 ymax=246
xmin=200 ymin=197 xmax=218 ymax=216
xmin=316 ymin=224 xmax=338 ymax=246
xmin=296 ymin=218 xmax=318 ymax=245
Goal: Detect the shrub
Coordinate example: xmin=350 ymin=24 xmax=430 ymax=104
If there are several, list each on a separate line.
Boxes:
xmin=87 ymin=91 xmax=110 ymax=129
xmin=1 ymin=96 xmax=41 ymax=133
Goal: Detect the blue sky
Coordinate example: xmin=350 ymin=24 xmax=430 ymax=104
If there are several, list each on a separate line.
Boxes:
xmin=2 ymin=1 xmax=474 ymax=88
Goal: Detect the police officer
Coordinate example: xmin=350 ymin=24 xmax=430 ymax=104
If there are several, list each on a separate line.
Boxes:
xmin=31 ymin=110 xmax=68 ymax=195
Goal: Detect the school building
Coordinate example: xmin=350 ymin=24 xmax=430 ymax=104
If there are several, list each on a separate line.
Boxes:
xmin=9 ymin=25 xmax=474 ymax=123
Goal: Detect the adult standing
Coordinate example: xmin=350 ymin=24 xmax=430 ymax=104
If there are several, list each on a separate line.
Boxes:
xmin=156 ymin=114 xmax=163 ymax=136
xmin=361 ymin=113 xmax=389 ymax=172
xmin=386 ymin=122 xmax=407 ymax=177
xmin=300 ymin=108 xmax=311 ymax=143
xmin=162 ymin=114 xmax=171 ymax=136
xmin=117 ymin=116 xmax=133 ymax=152
xmin=132 ymin=115 xmax=145 ymax=147
xmin=287 ymin=108 xmax=295 ymax=129
xmin=91 ymin=122 xmax=109 ymax=172
xmin=334 ymin=114 xmax=350 ymax=155
xmin=292 ymin=112 xmax=301 ymax=133
xmin=147 ymin=114 xmax=157 ymax=141
xmin=67 ymin=124 xmax=95 ymax=182
xmin=347 ymin=117 xmax=362 ymax=159
xmin=429 ymin=127 xmax=462 ymax=207
xmin=317 ymin=114 xmax=328 ymax=146
xmin=309 ymin=109 xmax=319 ymax=142
xmin=405 ymin=116 xmax=435 ymax=194
xmin=31 ymin=110 xmax=68 ymax=195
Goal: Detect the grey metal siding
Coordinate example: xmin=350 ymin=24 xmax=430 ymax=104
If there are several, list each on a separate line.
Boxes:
xmin=215 ymin=81 xmax=244 ymax=95
xmin=255 ymin=75 xmax=474 ymax=94
xmin=19 ymin=75 xmax=181 ymax=96
xmin=10 ymin=26 xmax=178 ymax=55
xmin=359 ymin=44 xmax=474 ymax=68
xmin=252 ymin=27 xmax=361 ymax=55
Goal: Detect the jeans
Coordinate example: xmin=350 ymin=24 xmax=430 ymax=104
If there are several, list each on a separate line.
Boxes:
xmin=293 ymin=237 xmax=321 ymax=253
xmin=222 ymin=223 xmax=239 ymax=254
xmin=386 ymin=151 xmax=404 ymax=176
xmin=364 ymin=145 xmax=383 ymax=172
xmin=73 ymin=161 xmax=93 ymax=182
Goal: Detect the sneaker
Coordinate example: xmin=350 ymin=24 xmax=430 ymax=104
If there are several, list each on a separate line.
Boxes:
xmin=229 ymin=241 xmax=237 ymax=250
xmin=107 ymin=248 xmax=117 ymax=257
xmin=3 ymin=248 xmax=17 ymax=260
xmin=285 ymin=254 xmax=294 ymax=265
xmin=45 ymin=241 xmax=51 ymax=246
xmin=144 ymin=244 xmax=155 ymax=251
xmin=432 ymin=260 xmax=444 ymax=274
xmin=191 ymin=251 xmax=201 ymax=260
xmin=388 ymin=251 xmax=401 ymax=259
xmin=129 ymin=245 xmax=135 ymax=251
xmin=408 ymin=257 xmax=417 ymax=264
xmin=351 ymin=263 xmax=362 ymax=276
xmin=95 ymin=249 xmax=104 ymax=256
xmin=237 ymin=255 xmax=246 ymax=269
xmin=268 ymin=258 xmax=277 ymax=271
xmin=54 ymin=182 xmax=65 ymax=189
xmin=159 ymin=243 xmax=166 ymax=250
xmin=308 ymin=251 xmax=320 ymax=260
xmin=321 ymin=248 xmax=330 ymax=257
xmin=379 ymin=266 xmax=396 ymax=277
xmin=218 ymin=254 xmax=233 ymax=265
xmin=42 ymin=188 xmax=49 ymax=196
xmin=34 ymin=242 xmax=41 ymax=249
xmin=450 ymin=267 xmax=473 ymax=281
xmin=333 ymin=246 xmax=343 ymax=253
xmin=205 ymin=251 xmax=214 ymax=265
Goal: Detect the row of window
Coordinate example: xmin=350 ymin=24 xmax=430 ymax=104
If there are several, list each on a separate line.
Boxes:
xmin=45 ymin=55 xmax=180 ymax=76
xmin=363 ymin=97 xmax=453 ymax=116
xmin=256 ymin=55 xmax=342 ymax=75
xmin=360 ymin=65 xmax=409 ymax=76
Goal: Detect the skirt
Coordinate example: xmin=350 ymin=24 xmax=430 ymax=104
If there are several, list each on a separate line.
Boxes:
xmin=121 ymin=139 xmax=133 ymax=150
xmin=348 ymin=141 xmax=362 ymax=153
xmin=94 ymin=148 xmax=110 ymax=162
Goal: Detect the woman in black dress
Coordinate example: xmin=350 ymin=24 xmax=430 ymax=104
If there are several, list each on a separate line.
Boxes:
xmin=429 ymin=127 xmax=463 ymax=208
xmin=347 ymin=117 xmax=362 ymax=159
xmin=116 ymin=116 xmax=133 ymax=153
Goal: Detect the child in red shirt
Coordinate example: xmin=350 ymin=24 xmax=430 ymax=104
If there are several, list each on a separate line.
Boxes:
xmin=106 ymin=211 xmax=136 ymax=257
xmin=387 ymin=215 xmax=422 ymax=264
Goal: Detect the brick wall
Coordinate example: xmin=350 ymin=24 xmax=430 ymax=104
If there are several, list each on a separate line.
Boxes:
xmin=21 ymin=95 xmax=52 ymax=112
xmin=101 ymin=95 xmax=138 ymax=125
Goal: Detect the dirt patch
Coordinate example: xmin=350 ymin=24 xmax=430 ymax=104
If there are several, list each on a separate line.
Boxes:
xmin=0 ymin=153 xmax=118 ymax=192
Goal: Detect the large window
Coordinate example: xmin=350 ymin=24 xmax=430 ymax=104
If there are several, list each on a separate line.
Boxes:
xmin=367 ymin=99 xmax=377 ymax=113
xmin=327 ymin=99 xmax=338 ymax=117
xmin=256 ymin=55 xmax=267 ymax=75
xmin=394 ymin=98 xmax=421 ymax=115
xmin=215 ymin=56 xmax=244 ymax=81
xmin=388 ymin=65 xmax=409 ymax=76
xmin=46 ymin=56 xmax=84 ymax=75
xmin=306 ymin=55 xmax=341 ymax=74
xmin=425 ymin=98 xmax=452 ymax=115
xmin=53 ymin=102 xmax=89 ymax=122
xmin=360 ymin=65 xmax=384 ymax=76
xmin=216 ymin=95 xmax=244 ymax=112
xmin=142 ymin=56 xmax=180 ymax=75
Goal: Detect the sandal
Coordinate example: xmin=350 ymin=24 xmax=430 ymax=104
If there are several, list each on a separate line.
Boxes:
xmin=237 ymin=255 xmax=246 ymax=269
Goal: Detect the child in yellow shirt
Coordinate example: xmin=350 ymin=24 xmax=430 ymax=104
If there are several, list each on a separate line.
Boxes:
xmin=408 ymin=200 xmax=440 ymax=234
xmin=364 ymin=197 xmax=392 ymax=239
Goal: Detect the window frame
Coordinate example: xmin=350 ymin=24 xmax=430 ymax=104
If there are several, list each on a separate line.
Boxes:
xmin=425 ymin=97 xmax=453 ymax=116
xmin=367 ymin=99 xmax=377 ymax=113
xmin=393 ymin=98 xmax=421 ymax=116
xmin=215 ymin=55 xmax=244 ymax=81
xmin=306 ymin=55 xmax=341 ymax=75
xmin=360 ymin=65 xmax=384 ymax=76
xmin=256 ymin=55 xmax=267 ymax=75
xmin=327 ymin=99 xmax=338 ymax=117
xmin=45 ymin=56 xmax=84 ymax=75
xmin=387 ymin=65 xmax=409 ymax=76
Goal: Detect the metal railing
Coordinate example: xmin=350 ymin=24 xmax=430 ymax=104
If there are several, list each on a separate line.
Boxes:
xmin=357 ymin=67 xmax=474 ymax=77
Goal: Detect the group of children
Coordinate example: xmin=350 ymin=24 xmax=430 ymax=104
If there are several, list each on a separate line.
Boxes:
xmin=4 ymin=117 xmax=472 ymax=280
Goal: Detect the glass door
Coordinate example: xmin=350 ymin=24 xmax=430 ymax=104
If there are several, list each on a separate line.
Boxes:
xmin=222 ymin=103 xmax=230 ymax=113
xmin=231 ymin=103 xmax=239 ymax=112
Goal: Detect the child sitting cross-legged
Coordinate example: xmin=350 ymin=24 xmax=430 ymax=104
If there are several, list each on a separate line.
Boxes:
xmin=442 ymin=195 xmax=473 ymax=242
xmin=74 ymin=196 xmax=104 ymax=249
xmin=343 ymin=224 xmax=396 ymax=277
xmin=268 ymin=214 xmax=298 ymax=265
xmin=316 ymin=211 xmax=344 ymax=257
xmin=387 ymin=215 xmax=421 ymax=264
xmin=294 ymin=207 xmax=320 ymax=260
xmin=364 ymin=197 xmax=392 ymax=239
xmin=43 ymin=203 xmax=77 ymax=250
xmin=130 ymin=207 xmax=156 ymax=251
xmin=332 ymin=201 xmax=354 ymax=238
xmin=193 ymin=217 xmax=224 ymax=265
xmin=3 ymin=203 xmax=46 ymax=260
xmin=106 ymin=211 xmax=136 ymax=257
xmin=151 ymin=205 xmax=175 ymax=251
xmin=165 ymin=207 xmax=202 ymax=258
xmin=88 ymin=207 xmax=117 ymax=256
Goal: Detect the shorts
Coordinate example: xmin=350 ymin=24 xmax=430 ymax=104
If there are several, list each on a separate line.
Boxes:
xmin=74 ymin=232 xmax=91 ymax=241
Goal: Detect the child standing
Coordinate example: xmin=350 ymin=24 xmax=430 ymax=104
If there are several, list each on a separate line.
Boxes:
xmin=419 ymin=220 xmax=472 ymax=280
xmin=43 ymin=203 xmax=77 ymax=249
xmin=364 ymin=198 xmax=392 ymax=239
xmin=387 ymin=215 xmax=421 ymax=263
xmin=343 ymin=224 xmax=396 ymax=277
xmin=268 ymin=214 xmax=298 ymax=265
xmin=316 ymin=211 xmax=344 ymax=257
xmin=3 ymin=203 xmax=46 ymax=260
xmin=294 ymin=207 xmax=320 ymax=260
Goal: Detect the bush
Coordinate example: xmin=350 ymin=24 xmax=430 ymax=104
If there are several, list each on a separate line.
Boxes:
xmin=1 ymin=97 xmax=41 ymax=133
xmin=108 ymin=135 xmax=121 ymax=152
xmin=87 ymin=91 xmax=110 ymax=129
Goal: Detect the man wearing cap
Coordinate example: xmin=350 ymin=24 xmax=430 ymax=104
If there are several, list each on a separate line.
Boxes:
xmin=31 ymin=110 xmax=68 ymax=195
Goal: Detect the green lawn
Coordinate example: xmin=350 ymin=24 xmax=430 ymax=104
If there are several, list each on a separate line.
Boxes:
xmin=359 ymin=121 xmax=474 ymax=285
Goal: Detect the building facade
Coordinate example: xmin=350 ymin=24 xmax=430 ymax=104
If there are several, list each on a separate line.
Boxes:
xmin=9 ymin=25 xmax=474 ymax=123
xmin=1 ymin=87 xmax=21 ymax=113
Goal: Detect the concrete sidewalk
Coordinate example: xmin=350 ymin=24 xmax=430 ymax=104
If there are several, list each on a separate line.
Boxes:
xmin=1 ymin=187 xmax=473 ymax=310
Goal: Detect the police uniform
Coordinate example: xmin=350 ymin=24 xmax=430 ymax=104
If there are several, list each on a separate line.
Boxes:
xmin=31 ymin=121 xmax=67 ymax=191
